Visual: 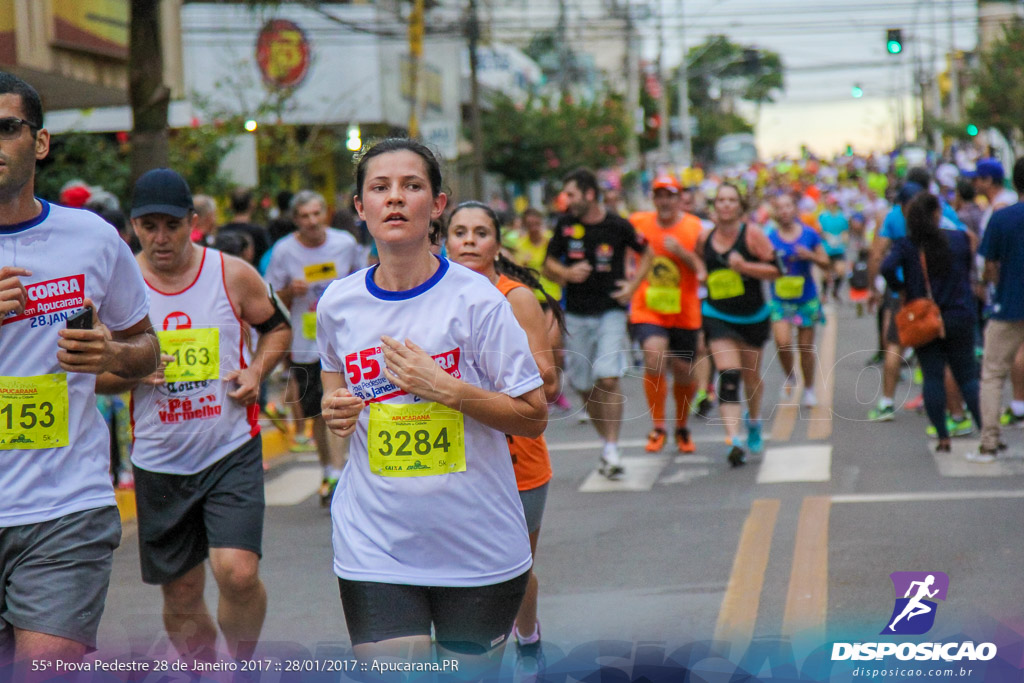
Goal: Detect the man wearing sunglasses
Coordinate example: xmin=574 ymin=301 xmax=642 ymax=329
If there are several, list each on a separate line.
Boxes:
xmin=0 ymin=72 xmax=159 ymax=670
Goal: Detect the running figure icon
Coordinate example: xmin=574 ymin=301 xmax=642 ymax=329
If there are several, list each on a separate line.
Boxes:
xmin=887 ymin=574 xmax=939 ymax=632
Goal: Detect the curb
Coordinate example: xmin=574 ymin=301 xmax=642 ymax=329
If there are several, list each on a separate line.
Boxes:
xmin=115 ymin=419 xmax=293 ymax=524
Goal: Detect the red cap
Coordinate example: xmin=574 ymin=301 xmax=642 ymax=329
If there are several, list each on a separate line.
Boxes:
xmin=651 ymin=175 xmax=682 ymax=193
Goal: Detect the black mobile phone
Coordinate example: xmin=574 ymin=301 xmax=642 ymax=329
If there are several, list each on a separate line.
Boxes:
xmin=65 ymin=306 xmax=94 ymax=330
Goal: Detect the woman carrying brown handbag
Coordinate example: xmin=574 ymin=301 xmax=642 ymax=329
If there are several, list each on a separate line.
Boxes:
xmin=882 ymin=192 xmax=981 ymax=453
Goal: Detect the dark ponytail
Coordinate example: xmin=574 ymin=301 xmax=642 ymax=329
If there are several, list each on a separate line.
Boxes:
xmin=906 ymin=192 xmax=951 ymax=276
xmin=449 ymin=200 xmax=567 ymax=333
xmin=495 ymin=253 xmax=567 ymax=333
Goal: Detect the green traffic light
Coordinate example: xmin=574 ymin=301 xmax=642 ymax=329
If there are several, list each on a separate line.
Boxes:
xmin=966 ymin=124 xmax=979 ymax=136
xmin=887 ymin=41 xmax=903 ymax=55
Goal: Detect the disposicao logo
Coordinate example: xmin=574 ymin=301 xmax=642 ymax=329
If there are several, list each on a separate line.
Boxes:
xmin=882 ymin=571 xmax=948 ymax=635
xmin=831 ymin=572 xmax=997 ymax=663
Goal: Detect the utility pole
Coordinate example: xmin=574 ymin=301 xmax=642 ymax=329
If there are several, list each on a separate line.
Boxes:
xmin=656 ymin=3 xmax=669 ymax=161
xmin=468 ymin=0 xmax=484 ymax=198
xmin=929 ymin=1 xmax=943 ymax=154
xmin=676 ymin=0 xmax=692 ymax=167
xmin=557 ymin=0 xmax=570 ymax=99
xmin=625 ymin=3 xmax=641 ymax=173
xmin=407 ymin=0 xmax=424 ymax=138
xmin=948 ymin=0 xmax=960 ymax=122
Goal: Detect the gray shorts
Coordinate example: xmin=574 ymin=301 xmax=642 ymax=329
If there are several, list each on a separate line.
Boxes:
xmin=564 ymin=309 xmax=629 ymax=392
xmin=0 ymin=506 xmax=121 ymax=651
xmin=518 ymin=482 xmax=549 ymax=535
xmin=134 ymin=435 xmax=264 ymax=585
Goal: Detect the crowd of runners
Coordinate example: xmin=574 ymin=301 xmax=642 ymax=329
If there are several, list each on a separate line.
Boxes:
xmin=4 ymin=66 xmax=1024 ymax=682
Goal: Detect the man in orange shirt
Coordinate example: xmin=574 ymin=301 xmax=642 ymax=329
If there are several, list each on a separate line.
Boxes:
xmin=630 ymin=175 xmax=706 ymax=453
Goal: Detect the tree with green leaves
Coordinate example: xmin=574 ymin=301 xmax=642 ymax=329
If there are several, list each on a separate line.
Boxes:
xmin=481 ymin=94 xmax=630 ymax=185
xmin=968 ymin=18 xmax=1024 ymax=150
xmin=677 ymin=35 xmax=784 ymax=163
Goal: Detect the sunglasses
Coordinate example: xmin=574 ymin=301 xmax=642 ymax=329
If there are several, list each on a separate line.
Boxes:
xmin=0 ymin=117 xmax=38 ymax=140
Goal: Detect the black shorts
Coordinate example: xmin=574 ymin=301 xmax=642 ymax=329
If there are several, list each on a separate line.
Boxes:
xmin=290 ymin=361 xmax=323 ymax=418
xmin=338 ymin=571 xmax=530 ymax=655
xmin=703 ymin=315 xmax=771 ymax=348
xmin=631 ymin=323 xmax=699 ymax=361
xmin=0 ymin=506 xmax=120 ymax=651
xmin=134 ymin=435 xmax=264 ymax=585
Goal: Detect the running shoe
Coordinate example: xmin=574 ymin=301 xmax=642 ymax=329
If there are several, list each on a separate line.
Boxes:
xmin=691 ymin=388 xmax=708 ymax=415
xmin=514 ymin=627 xmax=545 ymax=683
xmin=726 ymin=439 xmax=746 ymax=468
xmin=598 ymin=458 xmax=625 ymax=480
xmin=905 ymin=394 xmax=925 ymax=412
xmin=319 ymin=477 xmax=338 ymax=507
xmin=926 ymin=415 xmax=974 ymax=438
xmin=645 ymin=428 xmax=667 ymax=453
xmin=289 ymin=435 xmax=317 ymax=453
xmin=935 ymin=441 xmax=951 ymax=453
xmin=744 ymin=413 xmax=764 ymax=455
xmin=552 ymin=393 xmax=572 ymax=412
xmin=801 ymin=388 xmax=818 ymax=408
xmin=999 ymin=407 xmax=1024 ymax=427
xmin=912 ymin=367 xmax=924 ymax=386
xmin=694 ymin=391 xmax=715 ymax=419
xmin=676 ymin=427 xmax=696 ymax=454
xmin=864 ymin=352 xmax=884 ymax=367
xmin=867 ymin=405 xmax=895 ymax=422
xmin=965 ymin=448 xmax=997 ymax=464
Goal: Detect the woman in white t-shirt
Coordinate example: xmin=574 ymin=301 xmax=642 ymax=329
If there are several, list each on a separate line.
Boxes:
xmin=317 ymin=139 xmax=547 ymax=675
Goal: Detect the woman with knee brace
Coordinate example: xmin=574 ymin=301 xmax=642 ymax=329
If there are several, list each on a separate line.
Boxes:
xmin=697 ymin=183 xmax=782 ymax=466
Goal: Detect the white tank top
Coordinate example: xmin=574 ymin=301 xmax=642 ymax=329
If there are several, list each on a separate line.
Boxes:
xmin=131 ymin=249 xmax=258 ymax=474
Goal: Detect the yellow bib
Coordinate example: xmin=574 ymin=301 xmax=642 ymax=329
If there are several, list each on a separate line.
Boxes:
xmin=774 ymin=275 xmax=806 ymax=300
xmin=302 ymin=312 xmax=317 ymax=341
xmin=707 ymin=269 xmax=745 ymax=300
xmin=158 ymin=328 xmax=220 ymax=383
xmin=0 ymin=374 xmax=69 ymax=449
xmin=303 ymin=261 xmax=338 ymax=282
xmin=645 ymin=286 xmax=682 ymax=314
xmin=368 ymin=402 xmax=466 ymax=477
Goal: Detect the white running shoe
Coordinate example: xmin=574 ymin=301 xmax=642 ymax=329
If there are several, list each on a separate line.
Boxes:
xmin=802 ymin=388 xmax=818 ymax=408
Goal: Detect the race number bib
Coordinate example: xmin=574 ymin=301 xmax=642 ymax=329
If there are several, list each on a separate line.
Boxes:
xmin=0 ymin=374 xmax=69 ymax=449
xmin=368 ymin=402 xmax=466 ymax=477
xmin=706 ymin=269 xmax=745 ymax=300
xmin=774 ymin=275 xmax=806 ymax=300
xmin=645 ymin=286 xmax=682 ymax=314
xmin=302 ymin=312 xmax=317 ymax=341
xmin=158 ymin=328 xmax=220 ymax=382
xmin=303 ymin=262 xmax=338 ymax=282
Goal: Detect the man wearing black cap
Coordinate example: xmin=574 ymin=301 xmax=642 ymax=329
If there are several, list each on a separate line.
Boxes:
xmin=97 ymin=168 xmax=291 ymax=662
xmin=0 ymin=71 xmax=159 ymax=668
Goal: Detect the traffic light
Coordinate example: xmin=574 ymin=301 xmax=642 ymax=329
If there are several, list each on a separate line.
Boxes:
xmin=886 ymin=29 xmax=903 ymax=55
xmin=966 ymin=123 xmax=979 ymax=136
xmin=851 ymin=84 xmax=863 ymax=98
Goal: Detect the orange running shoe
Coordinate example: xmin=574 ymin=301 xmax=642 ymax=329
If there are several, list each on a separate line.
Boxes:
xmin=676 ymin=427 xmax=696 ymax=453
xmin=645 ymin=428 xmax=667 ymax=452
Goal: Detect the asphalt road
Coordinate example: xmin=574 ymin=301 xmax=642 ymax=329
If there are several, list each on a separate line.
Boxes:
xmin=96 ymin=302 xmax=1024 ymax=681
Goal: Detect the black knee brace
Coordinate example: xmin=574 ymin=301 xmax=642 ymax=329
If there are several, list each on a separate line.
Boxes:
xmin=718 ymin=369 xmax=742 ymax=403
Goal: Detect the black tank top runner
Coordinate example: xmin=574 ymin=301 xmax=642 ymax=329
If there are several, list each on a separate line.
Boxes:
xmin=703 ymin=223 xmax=767 ymax=317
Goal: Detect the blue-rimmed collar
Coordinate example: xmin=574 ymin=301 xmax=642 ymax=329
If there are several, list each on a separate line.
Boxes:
xmin=0 ymin=198 xmax=50 ymax=234
xmin=365 ymin=254 xmax=449 ymax=301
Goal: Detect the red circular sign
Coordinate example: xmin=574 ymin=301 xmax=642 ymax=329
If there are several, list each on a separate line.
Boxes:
xmin=256 ymin=19 xmax=311 ymax=89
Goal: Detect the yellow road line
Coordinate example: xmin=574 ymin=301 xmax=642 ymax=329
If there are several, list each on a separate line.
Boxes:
xmin=714 ymin=498 xmax=780 ymax=647
xmin=781 ymin=496 xmax=831 ymax=638
xmin=807 ymin=305 xmax=838 ymax=440
xmin=770 ymin=403 xmax=798 ymax=443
